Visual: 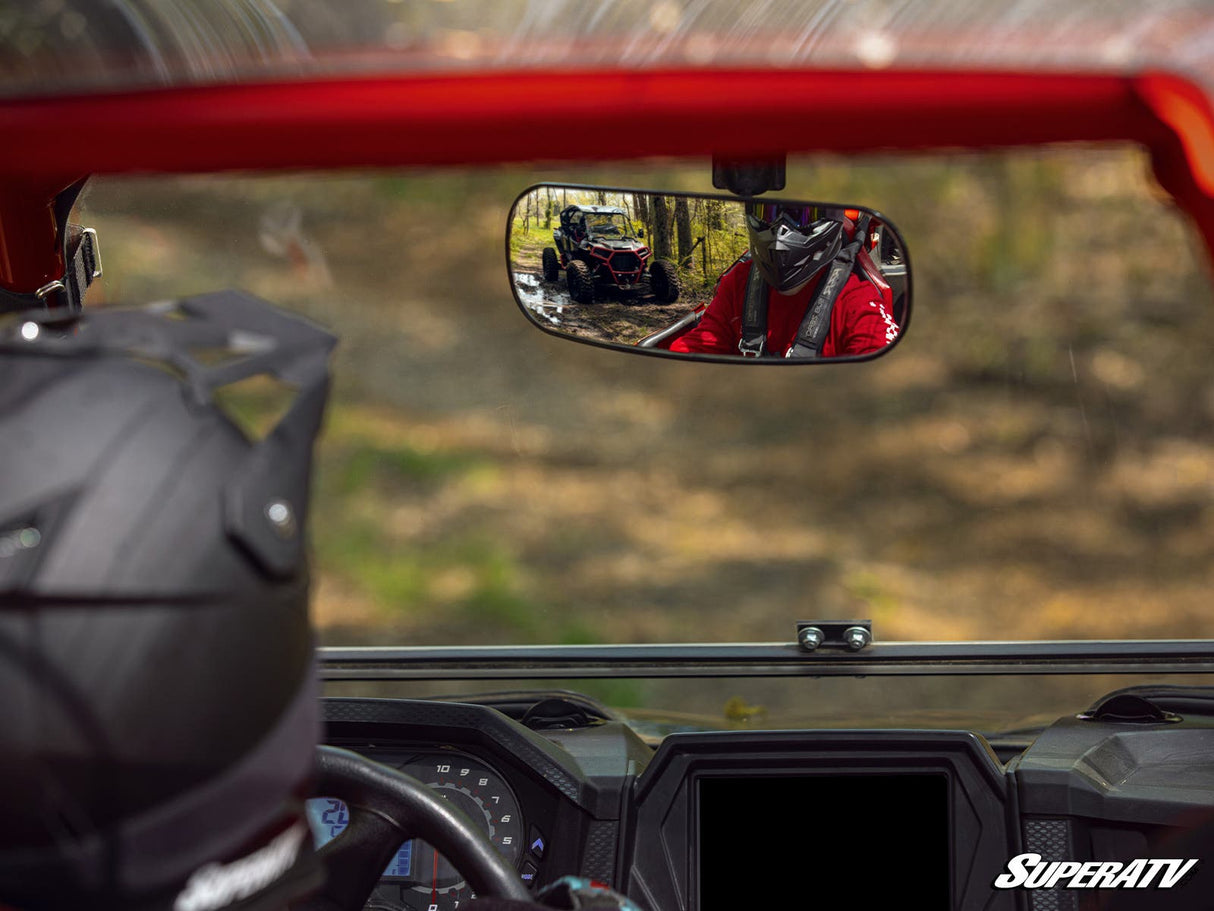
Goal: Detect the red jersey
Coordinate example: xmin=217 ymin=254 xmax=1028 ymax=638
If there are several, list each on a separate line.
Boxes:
xmin=669 ymin=258 xmax=898 ymax=358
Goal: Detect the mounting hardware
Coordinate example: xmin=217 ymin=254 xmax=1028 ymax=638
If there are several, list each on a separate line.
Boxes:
xmin=797 ymin=626 xmax=825 ymax=651
xmin=34 ymin=280 xmax=65 ymax=301
xmin=843 ymin=626 xmax=872 ymax=651
xmin=712 ymin=156 xmax=787 ymax=196
xmin=796 ymin=620 xmax=873 ymax=652
xmin=81 ymin=227 xmax=103 ymax=280
xmin=265 ymin=499 xmax=297 ymax=539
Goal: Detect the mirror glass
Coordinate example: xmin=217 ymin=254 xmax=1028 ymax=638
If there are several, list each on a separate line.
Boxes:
xmin=508 ymin=185 xmax=909 ymax=361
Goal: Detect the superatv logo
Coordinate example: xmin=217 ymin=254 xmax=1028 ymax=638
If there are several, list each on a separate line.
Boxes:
xmin=174 ymin=821 xmax=306 ymax=911
xmin=994 ymin=853 xmax=1198 ymax=890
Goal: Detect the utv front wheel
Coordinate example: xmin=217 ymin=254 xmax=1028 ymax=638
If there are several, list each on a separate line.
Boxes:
xmin=649 ymin=259 xmax=680 ymax=304
xmin=542 ymin=247 xmax=560 ymax=282
xmin=566 ymin=260 xmax=595 ymax=303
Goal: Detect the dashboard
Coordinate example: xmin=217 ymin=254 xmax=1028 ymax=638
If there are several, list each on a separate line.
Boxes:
xmin=316 ymin=690 xmax=1214 ymax=911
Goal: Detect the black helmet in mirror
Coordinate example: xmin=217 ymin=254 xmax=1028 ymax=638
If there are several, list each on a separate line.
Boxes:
xmin=507 ymin=184 xmax=910 ymax=361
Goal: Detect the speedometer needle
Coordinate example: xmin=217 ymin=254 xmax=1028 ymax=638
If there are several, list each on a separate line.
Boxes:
xmin=432 ymin=849 xmax=439 ymax=907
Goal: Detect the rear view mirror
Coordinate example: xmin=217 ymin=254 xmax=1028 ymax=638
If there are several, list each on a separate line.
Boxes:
xmin=507 ymin=185 xmax=909 ymax=362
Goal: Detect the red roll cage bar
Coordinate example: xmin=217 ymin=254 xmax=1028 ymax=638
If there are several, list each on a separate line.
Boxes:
xmin=0 ymin=67 xmax=1211 ymax=294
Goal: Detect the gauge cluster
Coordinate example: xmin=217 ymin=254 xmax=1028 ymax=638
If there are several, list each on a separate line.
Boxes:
xmin=317 ymin=697 xmax=632 ymax=911
xmin=307 ymin=750 xmax=527 ymax=911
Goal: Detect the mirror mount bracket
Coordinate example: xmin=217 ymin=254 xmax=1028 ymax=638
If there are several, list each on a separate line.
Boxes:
xmin=711 ymin=156 xmax=786 ymax=196
xmin=797 ymin=620 xmax=872 ymax=652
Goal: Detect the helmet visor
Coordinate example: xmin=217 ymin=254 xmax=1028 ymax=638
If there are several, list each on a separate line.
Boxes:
xmin=746 ymin=211 xmax=844 ymax=293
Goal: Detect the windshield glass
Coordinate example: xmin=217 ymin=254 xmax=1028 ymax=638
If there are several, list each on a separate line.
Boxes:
xmin=584 ymin=212 xmax=634 ymax=237
xmin=321 ymin=673 xmax=1214 ymax=740
xmin=78 ymin=148 xmax=1213 ymax=658
xmin=4 ymin=1 xmax=1212 ymax=99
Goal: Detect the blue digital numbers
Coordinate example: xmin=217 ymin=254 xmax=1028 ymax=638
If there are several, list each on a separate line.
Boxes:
xmin=310 ymin=798 xmax=348 ymax=844
xmin=306 ymin=797 xmax=413 ymax=879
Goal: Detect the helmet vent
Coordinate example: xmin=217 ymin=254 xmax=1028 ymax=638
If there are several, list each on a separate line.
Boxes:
xmin=213 ymin=374 xmax=299 ymax=443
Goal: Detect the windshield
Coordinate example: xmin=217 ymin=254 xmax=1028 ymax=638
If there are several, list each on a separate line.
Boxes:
xmin=77 ymin=148 xmax=1214 ymax=665
xmin=3 ymin=1 xmax=1213 ymax=99
xmin=584 ymin=212 xmax=634 ymax=238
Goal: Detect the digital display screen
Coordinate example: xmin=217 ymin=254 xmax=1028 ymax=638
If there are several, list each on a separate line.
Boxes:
xmin=697 ymin=775 xmax=948 ymax=911
xmin=307 ymin=797 xmax=414 ymax=879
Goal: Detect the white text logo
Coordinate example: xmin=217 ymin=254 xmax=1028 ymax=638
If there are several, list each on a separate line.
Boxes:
xmin=993 ymin=853 xmax=1198 ymax=890
xmin=174 ymin=821 xmax=306 ymax=911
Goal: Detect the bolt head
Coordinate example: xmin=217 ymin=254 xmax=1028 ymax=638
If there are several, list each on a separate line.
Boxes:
xmin=844 ymin=626 xmax=871 ymax=651
xmin=798 ymin=626 xmax=824 ymax=651
xmin=265 ymin=500 xmax=296 ymax=539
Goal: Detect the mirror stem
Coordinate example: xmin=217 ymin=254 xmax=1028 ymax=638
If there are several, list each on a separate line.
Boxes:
xmin=711 ymin=156 xmax=787 ymax=196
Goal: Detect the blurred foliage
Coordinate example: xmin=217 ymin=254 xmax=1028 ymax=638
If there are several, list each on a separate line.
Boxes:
xmin=79 ymin=145 xmax=1214 ymax=678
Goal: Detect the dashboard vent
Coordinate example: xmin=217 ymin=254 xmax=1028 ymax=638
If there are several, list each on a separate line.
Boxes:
xmin=1023 ymin=818 xmax=1078 ymax=911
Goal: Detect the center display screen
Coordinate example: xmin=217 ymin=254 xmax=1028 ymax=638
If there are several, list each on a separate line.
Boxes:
xmin=698 ymin=774 xmax=949 ymax=910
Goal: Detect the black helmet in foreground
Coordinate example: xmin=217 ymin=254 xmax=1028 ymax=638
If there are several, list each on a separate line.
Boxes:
xmin=0 ymin=291 xmax=336 ymax=911
xmin=745 ymin=202 xmax=844 ymax=293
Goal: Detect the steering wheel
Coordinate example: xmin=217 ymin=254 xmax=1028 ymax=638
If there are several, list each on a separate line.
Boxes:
xmin=303 ymin=745 xmax=534 ymax=910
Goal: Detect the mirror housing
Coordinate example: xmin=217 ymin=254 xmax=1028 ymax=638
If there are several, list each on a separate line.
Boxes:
xmin=507 ymin=184 xmax=910 ymax=362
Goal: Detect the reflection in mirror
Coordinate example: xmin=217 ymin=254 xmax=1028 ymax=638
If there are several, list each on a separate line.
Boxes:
xmin=508 ymin=185 xmax=909 ymax=361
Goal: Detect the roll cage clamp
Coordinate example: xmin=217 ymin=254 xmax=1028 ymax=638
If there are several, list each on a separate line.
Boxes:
xmin=2 ymin=224 xmax=101 ymax=314
xmin=0 ymin=179 xmax=101 ymax=315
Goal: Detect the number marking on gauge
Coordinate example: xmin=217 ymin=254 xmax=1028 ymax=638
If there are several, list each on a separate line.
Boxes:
xmin=393 ymin=752 xmax=526 ymax=911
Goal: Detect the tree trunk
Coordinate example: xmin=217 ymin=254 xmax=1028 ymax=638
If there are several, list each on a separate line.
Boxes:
xmin=651 ymin=195 xmax=673 ymax=260
xmin=674 ymin=197 xmax=692 ymax=266
xmin=634 ymin=193 xmax=651 ymax=240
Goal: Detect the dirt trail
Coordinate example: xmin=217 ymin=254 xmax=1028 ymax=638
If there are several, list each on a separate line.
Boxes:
xmin=511 ymin=267 xmax=710 ymax=346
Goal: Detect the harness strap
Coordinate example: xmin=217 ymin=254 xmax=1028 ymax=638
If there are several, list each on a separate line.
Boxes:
xmin=739 ymin=257 xmax=767 ymax=357
xmin=785 ymin=213 xmax=871 ymax=359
